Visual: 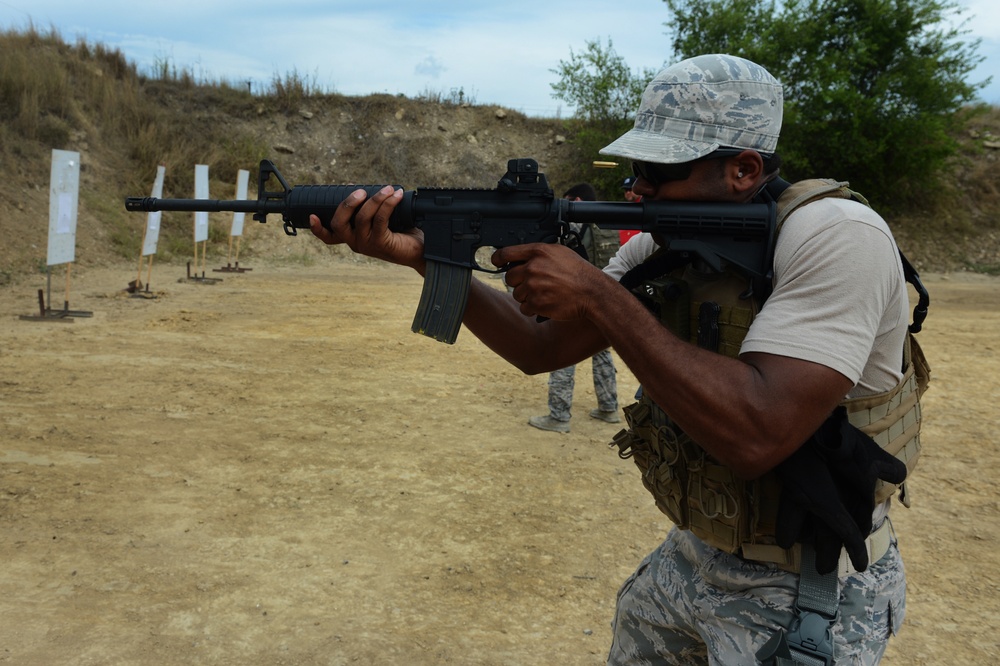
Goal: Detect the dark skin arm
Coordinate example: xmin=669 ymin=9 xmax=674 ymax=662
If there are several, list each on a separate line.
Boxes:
xmin=310 ymin=153 xmax=852 ymax=479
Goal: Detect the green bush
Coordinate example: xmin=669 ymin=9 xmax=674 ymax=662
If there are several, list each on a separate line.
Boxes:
xmin=662 ymin=0 xmax=989 ymax=212
xmin=549 ymin=39 xmax=658 ymax=198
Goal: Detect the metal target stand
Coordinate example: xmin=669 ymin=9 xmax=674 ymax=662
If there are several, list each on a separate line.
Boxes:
xmin=213 ymin=170 xmax=253 ymax=274
xmin=184 ymin=258 xmax=223 ymax=284
xmin=19 ymin=265 xmax=93 ymax=323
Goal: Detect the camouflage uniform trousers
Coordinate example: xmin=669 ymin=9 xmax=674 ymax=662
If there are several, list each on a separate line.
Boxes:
xmin=608 ymin=527 xmax=906 ymax=665
xmin=547 ymin=349 xmax=618 ymax=422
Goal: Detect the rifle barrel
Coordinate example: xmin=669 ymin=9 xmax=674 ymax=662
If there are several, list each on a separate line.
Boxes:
xmin=124 ymin=197 xmax=270 ymax=213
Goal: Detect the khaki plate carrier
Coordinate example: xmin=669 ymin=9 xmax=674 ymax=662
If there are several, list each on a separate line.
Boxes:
xmin=610 ymin=180 xmax=931 ymax=562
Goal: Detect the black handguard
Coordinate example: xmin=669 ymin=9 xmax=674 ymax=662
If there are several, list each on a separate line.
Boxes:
xmin=775 ymin=406 xmax=907 ymax=574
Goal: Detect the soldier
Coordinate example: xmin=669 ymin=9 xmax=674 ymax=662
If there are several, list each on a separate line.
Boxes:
xmin=619 ymin=176 xmax=642 ymax=244
xmin=529 ymin=183 xmax=620 ymax=433
xmin=309 ymin=54 xmax=926 ymax=665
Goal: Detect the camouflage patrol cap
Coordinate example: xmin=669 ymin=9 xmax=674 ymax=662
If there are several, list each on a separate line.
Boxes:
xmin=600 ymin=54 xmax=782 ymax=164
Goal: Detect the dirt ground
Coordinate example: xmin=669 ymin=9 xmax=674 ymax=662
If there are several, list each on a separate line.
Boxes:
xmin=0 ymin=255 xmax=997 ymax=665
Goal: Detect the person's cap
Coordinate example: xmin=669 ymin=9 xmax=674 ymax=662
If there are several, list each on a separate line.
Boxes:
xmin=600 ymin=54 xmax=782 ymax=164
xmin=622 ymin=176 xmax=636 ymax=189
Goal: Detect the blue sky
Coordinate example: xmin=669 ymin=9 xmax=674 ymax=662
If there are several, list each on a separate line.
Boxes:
xmin=1 ymin=0 xmax=997 ymax=116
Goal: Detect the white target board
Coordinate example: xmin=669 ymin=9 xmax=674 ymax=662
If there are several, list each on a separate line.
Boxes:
xmin=47 ymin=149 xmax=81 ymax=266
xmin=230 ymin=169 xmax=250 ymax=237
xmin=141 ymin=165 xmax=166 ymax=257
xmin=193 ymin=164 xmax=209 ymax=243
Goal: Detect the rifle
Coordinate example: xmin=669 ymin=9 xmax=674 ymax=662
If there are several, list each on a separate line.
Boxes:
xmin=125 ymin=158 xmax=777 ymax=344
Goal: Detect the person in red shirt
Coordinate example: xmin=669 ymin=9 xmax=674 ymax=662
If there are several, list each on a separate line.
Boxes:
xmin=619 ymin=176 xmax=641 ymax=244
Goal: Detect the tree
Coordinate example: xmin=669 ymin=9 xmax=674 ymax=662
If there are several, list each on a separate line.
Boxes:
xmin=550 ymin=38 xmax=658 ymax=197
xmin=662 ymin=0 xmax=989 ymax=211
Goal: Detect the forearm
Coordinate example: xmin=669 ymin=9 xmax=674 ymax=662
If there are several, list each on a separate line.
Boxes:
xmin=461 ymin=278 xmax=603 ymax=374
xmin=460 ymin=279 xmax=537 ymax=364
xmin=583 ymin=271 xmax=843 ymax=477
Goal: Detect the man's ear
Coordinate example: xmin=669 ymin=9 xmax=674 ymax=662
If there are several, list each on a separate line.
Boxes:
xmin=731 ymin=150 xmax=765 ymax=195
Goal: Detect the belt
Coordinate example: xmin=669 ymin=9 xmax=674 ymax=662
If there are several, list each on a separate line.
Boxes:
xmin=740 ymin=518 xmax=894 ymax=577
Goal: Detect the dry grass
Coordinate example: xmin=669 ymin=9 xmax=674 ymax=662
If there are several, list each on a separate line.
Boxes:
xmin=0 ymin=24 xmax=269 ymax=190
xmin=0 ymin=24 xmax=997 ymax=278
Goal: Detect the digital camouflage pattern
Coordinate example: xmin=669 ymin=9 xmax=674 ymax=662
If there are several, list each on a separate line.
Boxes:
xmin=607 ymin=529 xmax=906 ymax=665
xmin=546 ymin=350 xmax=618 ymax=422
xmin=541 ymin=220 xmax=620 ymax=424
xmin=600 ymin=54 xmax=783 ymax=165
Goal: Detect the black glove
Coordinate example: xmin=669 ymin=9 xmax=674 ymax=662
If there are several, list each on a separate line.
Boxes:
xmin=775 ymin=406 xmax=907 ymax=574
xmin=774 ymin=437 xmax=864 ymax=574
xmin=813 ymin=406 xmax=908 ymax=543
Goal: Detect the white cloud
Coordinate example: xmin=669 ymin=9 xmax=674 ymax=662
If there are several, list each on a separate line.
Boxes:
xmin=1 ymin=0 xmax=996 ymax=112
xmin=414 ymin=55 xmax=446 ymax=79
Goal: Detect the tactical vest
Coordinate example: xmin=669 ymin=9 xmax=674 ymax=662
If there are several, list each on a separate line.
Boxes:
xmin=581 ymin=224 xmax=622 ymax=269
xmin=610 ymin=179 xmax=931 ymax=562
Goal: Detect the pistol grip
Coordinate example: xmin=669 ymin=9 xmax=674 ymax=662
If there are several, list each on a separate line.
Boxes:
xmin=411 ymin=260 xmax=472 ymax=344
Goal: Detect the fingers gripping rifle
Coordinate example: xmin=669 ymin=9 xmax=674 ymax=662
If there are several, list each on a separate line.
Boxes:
xmin=125 ymin=158 xmax=777 ymax=344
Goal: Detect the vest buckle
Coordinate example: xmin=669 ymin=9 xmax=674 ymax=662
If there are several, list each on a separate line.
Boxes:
xmin=785 ymin=608 xmax=835 ymax=665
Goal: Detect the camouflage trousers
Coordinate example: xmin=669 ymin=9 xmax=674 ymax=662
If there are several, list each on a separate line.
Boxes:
xmin=608 ymin=528 xmax=906 ymax=665
xmin=547 ymin=349 xmax=618 ymax=421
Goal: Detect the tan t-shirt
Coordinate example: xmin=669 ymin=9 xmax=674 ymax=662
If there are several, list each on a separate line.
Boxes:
xmin=604 ymin=196 xmax=908 ymax=397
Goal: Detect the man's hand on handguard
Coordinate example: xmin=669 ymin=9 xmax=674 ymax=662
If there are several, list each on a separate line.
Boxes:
xmin=308 ymin=186 xmax=426 ymax=274
xmin=496 ymin=243 xmax=609 ymax=321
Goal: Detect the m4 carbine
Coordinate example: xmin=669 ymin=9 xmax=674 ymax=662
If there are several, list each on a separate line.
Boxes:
xmin=125 ymin=158 xmax=777 ymax=344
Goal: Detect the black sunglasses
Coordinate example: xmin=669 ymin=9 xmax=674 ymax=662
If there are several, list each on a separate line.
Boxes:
xmin=631 ymin=149 xmax=764 ymax=188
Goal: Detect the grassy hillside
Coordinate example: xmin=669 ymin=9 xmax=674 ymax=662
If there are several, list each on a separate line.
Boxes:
xmin=1 ymin=25 xmax=998 ymax=286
